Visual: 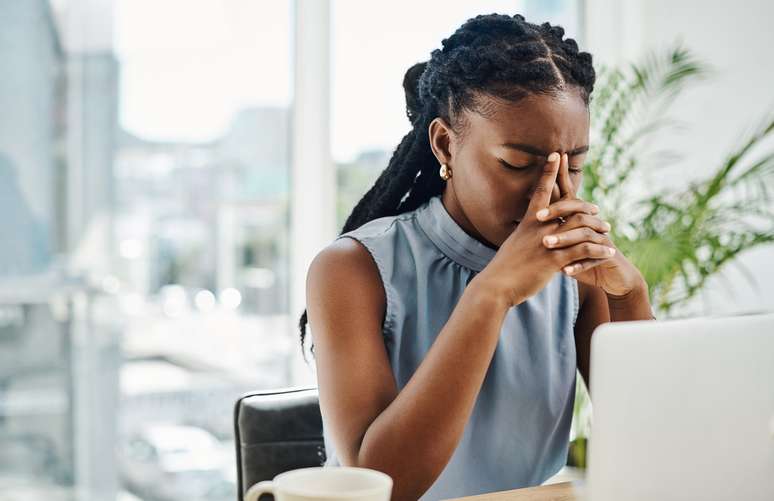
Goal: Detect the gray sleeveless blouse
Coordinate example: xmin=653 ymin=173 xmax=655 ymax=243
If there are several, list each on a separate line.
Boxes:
xmin=320 ymin=194 xmax=579 ymax=500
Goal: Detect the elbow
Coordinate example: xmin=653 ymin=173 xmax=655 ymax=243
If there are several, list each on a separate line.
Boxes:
xmin=336 ymin=456 xmax=416 ymax=500
xmin=351 ymin=448 xmax=438 ymax=501
xmin=337 ymin=428 xmax=445 ymax=499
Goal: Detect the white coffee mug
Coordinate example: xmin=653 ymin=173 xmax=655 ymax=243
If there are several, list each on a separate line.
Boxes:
xmin=244 ymin=466 xmax=393 ymax=501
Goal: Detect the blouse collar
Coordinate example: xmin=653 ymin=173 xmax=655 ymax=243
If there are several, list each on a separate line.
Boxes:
xmin=417 ymin=195 xmax=498 ymax=272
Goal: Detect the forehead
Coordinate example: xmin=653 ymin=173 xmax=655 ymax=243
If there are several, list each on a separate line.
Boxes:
xmin=462 ymin=90 xmax=590 ymax=149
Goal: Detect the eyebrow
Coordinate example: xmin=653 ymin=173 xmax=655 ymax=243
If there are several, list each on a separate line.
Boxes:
xmin=501 ymin=143 xmax=589 ymax=157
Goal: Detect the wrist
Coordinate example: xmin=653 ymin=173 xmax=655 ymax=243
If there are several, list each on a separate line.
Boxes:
xmin=606 ymin=279 xmax=649 ymax=306
xmin=466 ymin=273 xmax=516 ymax=312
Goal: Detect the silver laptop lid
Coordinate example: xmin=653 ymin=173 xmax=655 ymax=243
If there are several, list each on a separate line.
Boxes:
xmin=586 ymin=312 xmax=774 ymax=501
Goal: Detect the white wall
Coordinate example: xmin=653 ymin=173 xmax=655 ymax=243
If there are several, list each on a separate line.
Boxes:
xmin=585 ymin=0 xmax=774 ymax=317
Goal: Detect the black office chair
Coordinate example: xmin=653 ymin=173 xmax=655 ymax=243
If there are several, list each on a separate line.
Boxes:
xmin=233 ymin=387 xmax=327 ymax=501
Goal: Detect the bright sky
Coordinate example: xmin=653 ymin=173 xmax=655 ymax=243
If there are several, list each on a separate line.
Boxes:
xmin=116 ymin=0 xmax=578 ymax=163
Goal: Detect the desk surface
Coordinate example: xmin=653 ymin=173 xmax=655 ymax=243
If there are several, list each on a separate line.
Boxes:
xmin=446 ymin=481 xmax=581 ymax=501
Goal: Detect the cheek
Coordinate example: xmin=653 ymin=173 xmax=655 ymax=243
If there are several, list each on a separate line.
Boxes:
xmin=455 ymin=156 xmax=500 ymax=195
xmin=481 ymin=174 xmax=534 ymax=222
xmin=454 ymin=162 xmax=512 ymax=225
xmin=457 ymin=171 xmax=500 ymax=214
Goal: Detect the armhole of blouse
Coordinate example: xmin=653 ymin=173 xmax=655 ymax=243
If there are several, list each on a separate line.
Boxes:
xmin=571 ymin=276 xmax=580 ymax=327
xmin=335 ymin=235 xmax=395 ymax=344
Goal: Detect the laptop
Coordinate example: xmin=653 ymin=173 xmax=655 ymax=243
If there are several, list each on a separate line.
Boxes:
xmin=583 ymin=312 xmax=774 ymax=501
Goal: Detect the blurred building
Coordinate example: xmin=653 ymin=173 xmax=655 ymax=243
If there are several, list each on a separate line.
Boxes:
xmin=113 ymin=106 xmax=291 ymax=316
xmin=0 ymin=0 xmax=64 ymax=275
xmin=0 ymin=1 xmax=122 ymax=499
xmin=0 ymin=2 xmax=69 ymax=489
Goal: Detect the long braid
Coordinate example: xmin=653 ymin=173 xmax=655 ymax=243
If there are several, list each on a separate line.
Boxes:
xmin=299 ymin=13 xmax=596 ymax=359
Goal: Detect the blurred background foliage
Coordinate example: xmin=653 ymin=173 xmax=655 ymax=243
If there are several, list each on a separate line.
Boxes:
xmin=570 ymin=42 xmax=774 ymax=467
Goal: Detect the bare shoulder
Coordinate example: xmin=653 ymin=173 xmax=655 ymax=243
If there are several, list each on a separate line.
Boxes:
xmin=310 ymin=236 xmax=379 ymax=273
xmin=576 ymin=280 xmax=607 ymax=311
xmin=578 ymin=279 xmax=588 ymax=305
xmin=306 ymin=237 xmax=387 ymax=338
xmin=573 ymin=279 xmax=611 ymax=392
xmin=574 ymin=279 xmax=611 ymax=333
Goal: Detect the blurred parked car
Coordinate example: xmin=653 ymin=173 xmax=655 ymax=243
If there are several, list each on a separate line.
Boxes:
xmin=118 ymin=425 xmax=235 ymax=501
xmin=0 ymin=433 xmax=66 ymax=484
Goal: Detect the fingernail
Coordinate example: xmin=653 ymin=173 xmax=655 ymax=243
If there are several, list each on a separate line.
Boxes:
xmin=545 ymin=235 xmax=558 ymax=246
xmin=536 ymin=209 xmax=549 ymax=220
xmin=608 ymin=247 xmax=616 ymax=256
xmin=591 ymin=204 xmax=600 ymax=214
xmin=547 ymin=152 xmax=560 ymax=162
xmin=564 ymin=265 xmax=575 ymax=274
xmin=604 ymin=221 xmax=612 ymax=231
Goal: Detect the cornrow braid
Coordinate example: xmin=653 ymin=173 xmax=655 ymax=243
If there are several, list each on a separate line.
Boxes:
xmin=299 ymin=13 xmax=596 ymax=360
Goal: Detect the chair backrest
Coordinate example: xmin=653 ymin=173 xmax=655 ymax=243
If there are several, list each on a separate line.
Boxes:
xmin=233 ymin=387 xmax=326 ymax=500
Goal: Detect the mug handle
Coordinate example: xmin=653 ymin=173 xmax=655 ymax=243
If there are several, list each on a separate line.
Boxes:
xmin=245 ymin=480 xmax=275 ymax=501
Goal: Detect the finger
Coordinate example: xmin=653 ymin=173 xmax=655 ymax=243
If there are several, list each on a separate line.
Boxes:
xmin=543 ymin=226 xmax=612 ymax=249
xmin=556 ymin=241 xmax=616 ymax=264
xmin=563 ymin=258 xmax=610 ymax=276
xmin=536 ymin=199 xmax=601 ymax=222
xmin=556 ymin=153 xmax=575 ymax=199
xmin=526 ymin=152 xmax=561 ymax=217
xmin=547 ymin=212 xmax=611 ymax=234
xmin=551 ymin=183 xmax=561 ymax=203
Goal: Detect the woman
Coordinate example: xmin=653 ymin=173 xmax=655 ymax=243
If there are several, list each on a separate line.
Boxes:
xmin=300 ymin=13 xmax=654 ymax=500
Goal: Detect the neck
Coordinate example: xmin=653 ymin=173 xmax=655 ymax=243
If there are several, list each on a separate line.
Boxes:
xmin=441 ymin=187 xmax=498 ymax=250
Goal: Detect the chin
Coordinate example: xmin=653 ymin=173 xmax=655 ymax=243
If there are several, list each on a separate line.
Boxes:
xmin=506 ymin=219 xmax=521 ymax=232
xmin=483 ymin=226 xmax=511 ymax=249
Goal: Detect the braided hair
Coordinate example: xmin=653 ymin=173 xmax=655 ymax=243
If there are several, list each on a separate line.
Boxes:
xmin=299 ymin=13 xmax=596 ymax=359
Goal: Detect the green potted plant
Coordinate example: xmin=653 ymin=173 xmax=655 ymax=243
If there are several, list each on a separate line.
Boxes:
xmin=568 ymin=42 xmax=774 ymax=468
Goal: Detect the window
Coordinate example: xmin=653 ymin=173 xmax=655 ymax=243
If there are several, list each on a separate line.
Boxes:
xmin=1 ymin=1 xmax=293 ymax=499
xmin=0 ymin=1 xmax=583 ymax=498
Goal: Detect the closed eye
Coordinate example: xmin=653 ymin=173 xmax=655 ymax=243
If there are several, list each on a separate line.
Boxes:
xmin=498 ymin=158 xmax=532 ymax=170
xmin=498 ymin=158 xmax=583 ymax=173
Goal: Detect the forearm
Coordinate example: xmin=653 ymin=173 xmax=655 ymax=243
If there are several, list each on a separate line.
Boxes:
xmin=355 ymin=279 xmax=510 ymax=500
xmin=606 ymin=279 xmax=654 ymax=322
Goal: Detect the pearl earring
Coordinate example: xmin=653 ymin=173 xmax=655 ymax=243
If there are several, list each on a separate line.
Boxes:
xmin=439 ymin=163 xmax=452 ymax=181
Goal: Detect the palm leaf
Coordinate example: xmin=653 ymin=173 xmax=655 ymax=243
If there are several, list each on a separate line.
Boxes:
xmin=583 ymin=42 xmax=774 ymax=315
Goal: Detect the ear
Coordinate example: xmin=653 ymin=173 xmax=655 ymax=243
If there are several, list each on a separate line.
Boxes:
xmin=428 ymin=117 xmax=456 ymax=166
